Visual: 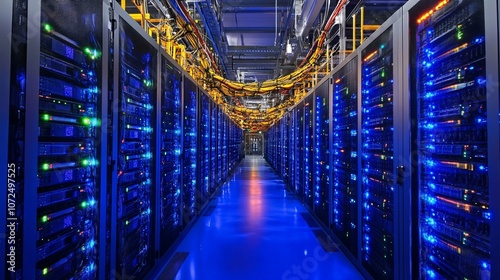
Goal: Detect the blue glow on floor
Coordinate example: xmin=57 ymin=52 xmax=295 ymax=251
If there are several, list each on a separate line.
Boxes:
xmin=169 ymin=156 xmax=365 ymax=280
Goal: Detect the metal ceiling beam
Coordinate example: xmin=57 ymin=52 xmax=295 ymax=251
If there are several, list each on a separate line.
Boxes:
xmin=232 ymin=59 xmax=278 ymax=64
xmin=222 ymin=7 xmax=289 ymax=13
xmin=224 ymin=27 xmax=277 ymax=33
xmin=227 ymin=46 xmax=280 ymax=53
xmin=234 ymin=66 xmax=277 ymax=70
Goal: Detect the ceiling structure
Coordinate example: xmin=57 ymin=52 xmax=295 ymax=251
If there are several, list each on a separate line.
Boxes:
xmin=120 ymin=0 xmax=407 ymax=131
xmin=192 ymin=0 xmax=321 ymax=112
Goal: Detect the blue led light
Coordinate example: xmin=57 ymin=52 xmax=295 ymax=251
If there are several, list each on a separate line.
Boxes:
xmin=424 ymin=160 xmax=436 ymax=167
xmin=423 ymin=92 xmax=435 ymax=99
xmin=481 ymin=261 xmax=490 ymax=269
xmin=423 ymin=194 xmax=437 ymax=205
xmin=423 ymin=233 xmax=437 ymax=244
xmin=425 ymin=217 xmax=437 ymax=227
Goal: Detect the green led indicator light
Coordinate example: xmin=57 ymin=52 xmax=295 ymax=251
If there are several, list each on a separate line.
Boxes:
xmin=43 ymin=268 xmax=48 ymax=275
xmin=42 ymin=163 xmax=50 ymax=170
xmin=82 ymin=159 xmax=89 ymax=166
xmin=81 ymin=201 xmax=87 ymax=208
xmin=83 ymin=118 xmax=91 ymax=125
xmin=457 ymin=25 xmax=463 ymax=40
xmin=43 ymin=24 xmax=52 ymax=32
xmin=42 ymin=215 xmax=48 ymax=222
xmin=126 ymin=220 xmax=129 ymax=225
xmin=126 ymin=187 xmax=129 ymax=192
xmin=42 ymin=114 xmax=50 ymax=121
xmin=84 ymin=47 xmax=101 ymax=60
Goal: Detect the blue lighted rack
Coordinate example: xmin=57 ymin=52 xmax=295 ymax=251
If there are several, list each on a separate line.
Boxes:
xmin=34 ymin=2 xmax=105 ymax=278
xmin=414 ymin=0 xmax=490 ymax=278
xmin=182 ymin=78 xmax=198 ymax=225
xmin=159 ymin=57 xmax=182 ymax=256
xmin=361 ymin=28 xmax=395 ymax=279
xmin=314 ymin=82 xmax=331 ymax=225
xmin=304 ymin=96 xmax=314 ymax=208
xmin=199 ymin=92 xmax=210 ymax=209
xmin=116 ymin=16 xmax=157 ymax=278
xmin=210 ymin=103 xmax=218 ymax=192
xmin=296 ymin=103 xmax=305 ymax=199
xmin=332 ymin=58 xmax=359 ymax=258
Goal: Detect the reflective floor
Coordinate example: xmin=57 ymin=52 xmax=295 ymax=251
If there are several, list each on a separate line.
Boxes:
xmin=167 ymin=156 xmax=365 ymax=280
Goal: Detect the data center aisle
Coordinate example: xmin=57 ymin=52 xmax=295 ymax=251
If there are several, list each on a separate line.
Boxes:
xmin=162 ymin=156 xmax=365 ymax=280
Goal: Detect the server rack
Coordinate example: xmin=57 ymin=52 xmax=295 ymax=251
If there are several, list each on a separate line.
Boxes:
xmin=230 ymin=122 xmax=243 ymax=169
xmin=227 ymin=120 xmax=232 ymax=172
xmin=282 ymin=116 xmax=289 ymax=182
xmin=304 ymin=95 xmax=314 ymax=208
xmin=331 ymin=56 xmax=359 ymax=258
xmin=268 ymin=124 xmax=273 ymax=168
xmin=296 ymin=102 xmax=305 ymax=199
xmin=405 ymin=0 xmax=499 ymax=278
xmin=198 ymin=90 xmax=210 ymax=210
xmin=275 ymin=121 xmax=279 ymax=170
xmin=222 ymin=114 xmax=228 ymax=179
xmin=265 ymin=123 xmax=278 ymax=170
xmin=228 ymin=119 xmax=236 ymax=173
xmin=216 ymin=108 xmax=223 ymax=185
xmin=19 ymin=1 xmax=109 ymax=279
xmin=264 ymin=127 xmax=270 ymax=166
xmin=359 ymin=11 xmax=409 ymax=279
xmin=158 ymin=55 xmax=182 ymax=256
xmin=314 ymin=80 xmax=331 ymax=225
xmin=289 ymin=110 xmax=296 ymax=191
xmin=182 ymin=77 xmax=198 ymax=225
xmin=114 ymin=9 xmax=157 ymax=278
xmin=209 ymin=102 xmax=218 ymax=193
xmin=275 ymin=119 xmax=282 ymax=175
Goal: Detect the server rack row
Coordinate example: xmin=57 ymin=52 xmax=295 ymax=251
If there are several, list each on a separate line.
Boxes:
xmin=1 ymin=1 xmax=244 ymax=279
xmin=265 ymin=0 xmax=499 ymax=279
